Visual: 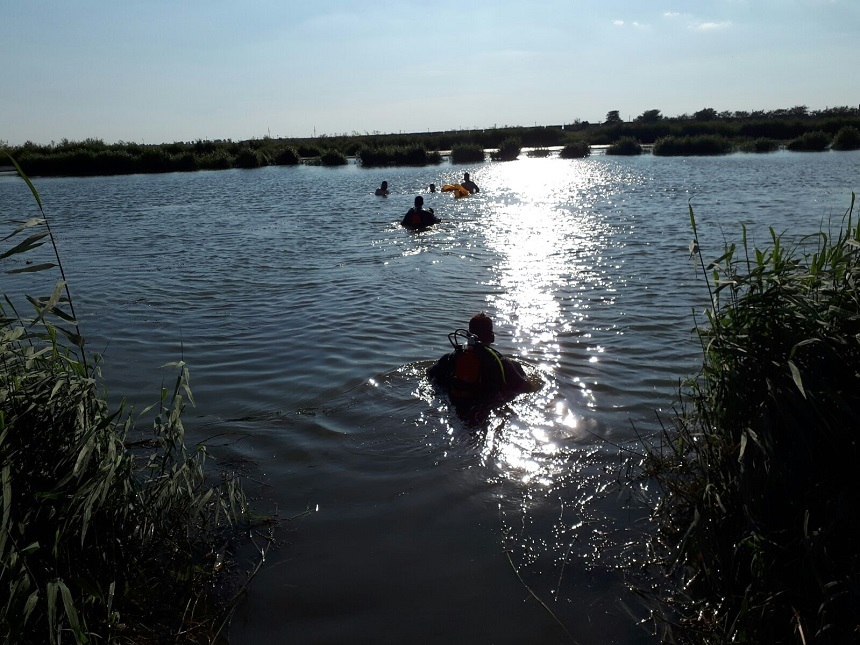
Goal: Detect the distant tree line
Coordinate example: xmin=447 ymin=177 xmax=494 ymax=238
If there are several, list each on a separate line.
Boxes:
xmin=2 ymin=105 xmax=859 ymax=177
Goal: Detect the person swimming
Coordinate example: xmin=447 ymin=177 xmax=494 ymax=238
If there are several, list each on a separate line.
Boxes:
xmin=460 ymin=172 xmax=479 ymax=194
xmin=401 ymin=195 xmax=440 ymax=229
xmin=427 ymin=313 xmax=531 ymax=408
xmin=375 ymin=181 xmax=390 ymax=196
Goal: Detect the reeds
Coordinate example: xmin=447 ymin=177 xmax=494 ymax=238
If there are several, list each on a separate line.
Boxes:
xmin=637 ymin=195 xmax=860 ymax=643
xmin=786 ymin=130 xmax=831 ymax=151
xmin=0 ymin=156 xmax=259 ymax=644
xmin=652 ymin=134 xmax=734 ymax=156
xmin=490 ymin=137 xmax=521 ymax=161
xmin=559 ymin=141 xmax=591 ymax=158
xmin=605 ymin=137 xmax=641 ymax=156
xmin=450 ymin=144 xmax=485 ymax=164
xmin=357 ymin=144 xmax=442 ymax=167
xmin=830 ymin=126 xmax=860 ymax=151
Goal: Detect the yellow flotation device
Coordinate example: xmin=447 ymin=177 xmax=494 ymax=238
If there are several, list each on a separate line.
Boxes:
xmin=441 ymin=183 xmax=470 ymax=198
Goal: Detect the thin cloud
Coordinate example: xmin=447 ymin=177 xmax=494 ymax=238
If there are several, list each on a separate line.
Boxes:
xmin=694 ymin=21 xmax=732 ymax=31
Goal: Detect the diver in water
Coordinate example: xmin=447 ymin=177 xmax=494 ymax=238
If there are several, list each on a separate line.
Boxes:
xmin=401 ymin=195 xmax=440 ymax=229
xmin=427 ymin=313 xmax=531 ymax=408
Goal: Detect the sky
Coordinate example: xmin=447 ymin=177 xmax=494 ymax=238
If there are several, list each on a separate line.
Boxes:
xmin=2 ymin=0 xmax=858 ymax=146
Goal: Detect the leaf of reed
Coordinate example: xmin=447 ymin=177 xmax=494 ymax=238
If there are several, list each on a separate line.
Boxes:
xmin=58 ymin=579 xmax=83 ymax=635
xmin=3 ymin=217 xmax=45 ymax=240
xmin=788 ymin=360 xmax=806 ymax=398
xmin=5 ymin=153 xmax=43 ymax=209
xmin=0 ymin=231 xmax=50 ymax=260
xmin=23 ymin=590 xmax=39 ymax=625
xmin=7 ymin=262 xmax=58 ymax=274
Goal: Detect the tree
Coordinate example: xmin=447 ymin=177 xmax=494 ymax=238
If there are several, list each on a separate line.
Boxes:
xmin=694 ymin=108 xmax=718 ymax=121
xmin=636 ymin=109 xmax=663 ymax=123
xmin=604 ymin=110 xmax=622 ymax=125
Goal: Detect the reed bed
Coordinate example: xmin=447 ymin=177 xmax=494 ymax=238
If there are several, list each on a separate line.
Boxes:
xmin=449 ymin=144 xmax=485 ymax=164
xmin=559 ymin=141 xmax=591 ymax=158
xmin=490 ymin=138 xmax=521 ymax=161
xmin=636 ymin=196 xmax=860 ymax=643
xmin=605 ymin=137 xmax=642 ymax=156
xmin=0 ymin=157 xmax=262 ymax=644
xmin=652 ymin=134 xmax=734 ymax=156
xmin=786 ymin=130 xmax=831 ymax=152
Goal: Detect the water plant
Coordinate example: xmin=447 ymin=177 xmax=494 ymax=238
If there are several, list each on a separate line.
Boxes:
xmin=490 ymin=137 xmax=521 ymax=161
xmin=605 ymin=137 xmax=641 ymax=156
xmin=559 ymin=141 xmax=591 ymax=158
xmin=450 ymin=143 xmax=485 ymax=164
xmin=786 ymin=130 xmax=831 ymax=152
xmin=0 ymin=156 xmax=261 ymax=643
xmin=738 ymin=137 xmax=780 ymax=153
xmin=830 ymin=126 xmax=860 ymax=151
xmin=526 ymin=147 xmax=551 ymax=158
xmin=652 ymin=134 xmax=734 ymax=156
xmin=637 ymin=195 xmax=860 ymax=643
xmin=319 ymin=149 xmax=349 ymax=166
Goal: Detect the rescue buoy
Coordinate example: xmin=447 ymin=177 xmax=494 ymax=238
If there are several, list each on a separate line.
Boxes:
xmin=441 ymin=183 xmax=470 ymax=198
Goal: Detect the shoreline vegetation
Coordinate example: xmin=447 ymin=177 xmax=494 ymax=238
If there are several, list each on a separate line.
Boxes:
xmin=1 ymin=157 xmax=269 ymax=643
xmin=630 ymin=196 xmax=860 ymax=643
xmin=2 ymin=105 xmax=859 ymax=178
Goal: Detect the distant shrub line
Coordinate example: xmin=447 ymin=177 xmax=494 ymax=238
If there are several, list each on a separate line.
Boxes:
xmin=4 ymin=113 xmax=860 ymax=176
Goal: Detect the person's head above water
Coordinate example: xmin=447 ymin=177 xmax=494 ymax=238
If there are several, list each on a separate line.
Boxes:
xmin=463 ymin=172 xmax=470 ymax=181
xmin=381 ymin=181 xmax=388 ymax=189
xmin=469 ymin=312 xmax=495 ymax=345
xmin=414 ymin=195 xmax=425 ymax=208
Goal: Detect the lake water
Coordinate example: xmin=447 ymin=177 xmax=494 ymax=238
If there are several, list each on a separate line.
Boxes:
xmin=1 ymin=150 xmax=858 ymax=643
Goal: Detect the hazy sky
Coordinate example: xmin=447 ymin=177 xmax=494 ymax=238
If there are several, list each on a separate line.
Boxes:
xmin=2 ymin=0 xmax=857 ymax=146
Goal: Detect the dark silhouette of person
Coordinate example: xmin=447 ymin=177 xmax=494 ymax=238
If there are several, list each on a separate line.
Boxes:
xmin=427 ymin=313 xmax=531 ymax=410
xmin=375 ymin=181 xmax=390 ymax=196
xmin=461 ymin=172 xmax=479 ymax=194
xmin=401 ymin=195 xmax=440 ymax=229
xmin=429 ymin=183 xmax=437 ymax=192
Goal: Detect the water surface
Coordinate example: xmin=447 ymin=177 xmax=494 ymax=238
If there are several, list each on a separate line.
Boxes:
xmin=1 ymin=150 xmax=857 ymax=643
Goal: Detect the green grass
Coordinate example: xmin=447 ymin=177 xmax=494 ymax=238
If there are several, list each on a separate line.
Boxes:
xmin=0 ymin=155 xmax=264 ymax=644
xmin=636 ymin=195 xmax=860 ymax=643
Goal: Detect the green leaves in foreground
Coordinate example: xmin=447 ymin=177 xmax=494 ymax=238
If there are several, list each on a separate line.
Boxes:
xmin=1 ymin=157 xmax=254 ymax=644
xmin=641 ymin=194 xmax=860 ymax=643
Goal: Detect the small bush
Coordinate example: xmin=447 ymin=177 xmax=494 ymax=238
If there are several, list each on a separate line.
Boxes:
xmin=559 ymin=141 xmax=591 ymax=158
xmin=831 ymin=126 xmax=860 ymax=151
xmin=786 ymin=130 xmax=831 ymax=152
xmin=738 ymin=137 xmax=780 ymax=153
xmin=490 ymin=137 xmax=521 ymax=161
xmin=233 ymin=147 xmax=265 ymax=168
xmin=606 ymin=137 xmax=641 ymax=156
xmin=273 ymin=146 xmax=301 ymax=165
xmin=450 ymin=144 xmax=485 ymax=163
xmin=652 ymin=134 xmax=734 ymax=156
xmin=320 ymin=149 xmax=348 ymax=166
